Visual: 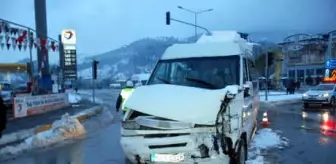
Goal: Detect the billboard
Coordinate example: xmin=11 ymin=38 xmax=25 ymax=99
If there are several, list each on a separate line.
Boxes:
xmin=61 ymin=29 xmax=76 ymax=45
xmin=63 ymin=45 xmax=77 ymax=80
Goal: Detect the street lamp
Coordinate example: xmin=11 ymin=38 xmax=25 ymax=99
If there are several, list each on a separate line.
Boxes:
xmin=177 ymin=6 xmax=213 ymax=39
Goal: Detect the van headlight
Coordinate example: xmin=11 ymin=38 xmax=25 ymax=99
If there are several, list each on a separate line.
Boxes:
xmin=322 ymin=93 xmax=329 ymax=97
xmin=122 ymin=121 xmax=141 ymax=130
xmin=302 ymin=93 xmax=308 ymax=97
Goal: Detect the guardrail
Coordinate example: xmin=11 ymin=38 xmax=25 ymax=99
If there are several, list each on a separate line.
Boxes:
xmin=11 ymin=93 xmax=70 ymax=119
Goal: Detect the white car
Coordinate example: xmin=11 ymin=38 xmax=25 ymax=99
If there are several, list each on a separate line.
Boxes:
xmin=120 ymin=31 xmax=260 ymax=164
xmin=302 ymin=84 xmax=336 ymax=107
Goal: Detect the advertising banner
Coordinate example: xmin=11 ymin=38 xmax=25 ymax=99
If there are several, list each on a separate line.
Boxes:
xmin=13 ymin=93 xmax=69 ymax=118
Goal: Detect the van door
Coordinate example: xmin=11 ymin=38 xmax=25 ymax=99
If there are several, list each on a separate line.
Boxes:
xmin=247 ymin=59 xmax=260 ymax=140
xmin=242 ymin=58 xmax=254 ymax=141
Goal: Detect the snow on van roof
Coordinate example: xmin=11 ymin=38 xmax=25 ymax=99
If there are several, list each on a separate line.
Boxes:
xmin=161 ymin=42 xmax=243 ymax=60
xmin=161 ymin=31 xmax=257 ymax=60
xmin=197 ymin=31 xmax=247 ymax=43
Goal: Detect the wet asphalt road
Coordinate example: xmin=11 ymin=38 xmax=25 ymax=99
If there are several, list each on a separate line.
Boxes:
xmin=0 ymin=89 xmax=125 ymax=164
xmin=2 ymin=89 xmax=336 ymax=164
xmin=260 ymin=102 xmax=336 ymax=164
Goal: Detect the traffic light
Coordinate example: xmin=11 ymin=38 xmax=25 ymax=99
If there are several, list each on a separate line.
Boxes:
xmin=267 ymin=52 xmax=274 ymax=66
xmin=166 ymin=12 xmax=171 ymax=25
xmin=92 ymin=60 xmax=99 ymax=79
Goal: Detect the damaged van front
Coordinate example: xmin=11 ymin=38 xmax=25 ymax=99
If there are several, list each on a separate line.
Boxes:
xmin=120 ymin=31 xmax=259 ymax=164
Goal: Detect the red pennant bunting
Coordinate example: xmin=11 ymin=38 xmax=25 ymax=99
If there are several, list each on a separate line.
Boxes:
xmin=18 ymin=44 xmax=22 ymax=51
xmin=16 ymin=30 xmax=27 ymax=44
xmin=6 ymin=43 xmax=10 ymax=50
xmin=0 ymin=43 xmax=4 ymax=50
xmin=51 ymin=41 xmax=56 ymax=51
xmin=40 ymin=39 xmax=47 ymax=48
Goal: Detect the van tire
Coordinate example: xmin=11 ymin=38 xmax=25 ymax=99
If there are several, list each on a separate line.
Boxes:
xmin=125 ymin=158 xmax=132 ymax=164
xmin=230 ymin=139 xmax=247 ymax=164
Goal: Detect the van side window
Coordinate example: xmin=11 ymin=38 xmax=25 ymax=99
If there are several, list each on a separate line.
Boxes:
xmin=247 ymin=60 xmax=259 ymax=81
xmin=243 ymin=58 xmax=249 ymax=83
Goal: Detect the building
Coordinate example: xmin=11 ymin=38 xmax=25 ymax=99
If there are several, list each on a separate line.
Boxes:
xmin=279 ymin=32 xmax=336 ymax=84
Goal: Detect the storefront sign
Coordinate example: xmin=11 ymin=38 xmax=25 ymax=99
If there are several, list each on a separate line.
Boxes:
xmin=13 ymin=93 xmax=69 ymax=118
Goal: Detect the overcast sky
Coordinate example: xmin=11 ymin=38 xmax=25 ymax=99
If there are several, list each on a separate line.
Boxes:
xmin=0 ymin=0 xmax=335 ymax=63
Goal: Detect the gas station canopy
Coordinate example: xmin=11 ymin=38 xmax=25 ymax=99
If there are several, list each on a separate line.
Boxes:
xmin=0 ymin=63 xmax=27 ymax=72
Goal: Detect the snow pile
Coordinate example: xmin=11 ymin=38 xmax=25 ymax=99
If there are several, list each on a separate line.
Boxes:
xmin=0 ymin=113 xmax=86 ymax=155
xmin=247 ymin=128 xmax=289 ymax=164
xmin=68 ymin=92 xmax=82 ymax=103
xmin=32 ymin=113 xmax=86 ymax=147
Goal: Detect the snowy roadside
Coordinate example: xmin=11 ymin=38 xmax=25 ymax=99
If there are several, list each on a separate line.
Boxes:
xmin=0 ymin=105 xmax=104 ymax=158
xmin=247 ymin=128 xmax=289 ymax=164
xmin=259 ymin=91 xmax=302 ymax=104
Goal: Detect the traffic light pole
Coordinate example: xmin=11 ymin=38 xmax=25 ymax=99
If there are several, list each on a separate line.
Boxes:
xmin=92 ymin=79 xmax=95 ymax=103
xmin=265 ymin=52 xmax=269 ymax=101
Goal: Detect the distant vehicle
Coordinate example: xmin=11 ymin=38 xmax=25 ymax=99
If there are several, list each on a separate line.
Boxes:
xmin=14 ymin=84 xmax=30 ymax=94
xmin=120 ymin=31 xmax=260 ymax=164
xmin=302 ymin=84 xmax=336 ymax=107
xmin=0 ymin=82 xmax=13 ymax=108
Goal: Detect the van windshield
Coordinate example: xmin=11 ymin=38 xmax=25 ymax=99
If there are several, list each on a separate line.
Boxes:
xmin=147 ymin=55 xmax=240 ymax=89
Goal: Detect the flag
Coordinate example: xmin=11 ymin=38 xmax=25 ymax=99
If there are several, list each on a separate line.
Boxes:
xmin=6 ymin=43 xmax=10 ymax=50
xmin=0 ymin=43 xmax=4 ymax=50
xmin=18 ymin=44 xmax=22 ymax=51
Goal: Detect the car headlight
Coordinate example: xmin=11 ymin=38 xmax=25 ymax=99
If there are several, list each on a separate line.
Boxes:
xmin=322 ymin=93 xmax=329 ymax=97
xmin=322 ymin=112 xmax=329 ymax=122
xmin=302 ymin=93 xmax=308 ymax=97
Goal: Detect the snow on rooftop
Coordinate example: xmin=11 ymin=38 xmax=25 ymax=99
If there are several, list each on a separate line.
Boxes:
xmin=247 ymin=128 xmax=289 ymax=164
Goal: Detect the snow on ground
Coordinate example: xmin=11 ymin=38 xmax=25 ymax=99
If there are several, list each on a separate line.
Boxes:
xmin=259 ymin=91 xmax=302 ymax=102
xmin=0 ymin=114 xmax=86 ymax=156
xmin=68 ymin=92 xmax=82 ymax=104
xmin=247 ymin=128 xmax=289 ymax=164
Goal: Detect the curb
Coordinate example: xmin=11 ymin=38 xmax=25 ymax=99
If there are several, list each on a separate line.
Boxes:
xmin=0 ymin=105 xmax=103 ymax=147
xmin=263 ymin=99 xmax=301 ymax=106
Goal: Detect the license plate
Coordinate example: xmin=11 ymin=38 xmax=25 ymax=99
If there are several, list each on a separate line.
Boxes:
xmin=150 ymin=153 xmax=185 ymax=163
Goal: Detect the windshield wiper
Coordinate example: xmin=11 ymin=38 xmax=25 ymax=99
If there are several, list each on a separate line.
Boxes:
xmin=185 ymin=77 xmax=217 ymax=89
xmin=156 ymin=77 xmax=171 ymax=84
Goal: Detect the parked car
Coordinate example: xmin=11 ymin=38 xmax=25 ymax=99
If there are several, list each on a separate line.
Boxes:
xmin=0 ymin=82 xmax=13 ymax=108
xmin=302 ymin=84 xmax=336 ymax=108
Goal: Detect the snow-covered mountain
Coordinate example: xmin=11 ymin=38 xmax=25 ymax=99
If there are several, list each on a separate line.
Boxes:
xmin=77 ymin=36 xmax=196 ymax=80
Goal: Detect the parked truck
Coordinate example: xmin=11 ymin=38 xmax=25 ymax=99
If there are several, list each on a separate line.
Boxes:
xmin=120 ymin=31 xmax=260 ymax=164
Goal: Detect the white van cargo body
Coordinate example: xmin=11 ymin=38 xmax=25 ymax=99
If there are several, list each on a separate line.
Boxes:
xmin=121 ymin=31 xmax=260 ymax=164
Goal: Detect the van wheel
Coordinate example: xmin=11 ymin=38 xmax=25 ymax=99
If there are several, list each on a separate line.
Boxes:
xmin=125 ymin=158 xmax=133 ymax=164
xmin=230 ymin=139 xmax=247 ymax=164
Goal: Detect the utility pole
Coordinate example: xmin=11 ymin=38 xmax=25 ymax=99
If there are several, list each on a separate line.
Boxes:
xmin=34 ymin=0 xmax=49 ymax=76
xmin=92 ymin=60 xmax=99 ymax=103
xmin=177 ymin=6 xmax=213 ymax=41
xmin=265 ymin=51 xmax=269 ymax=101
